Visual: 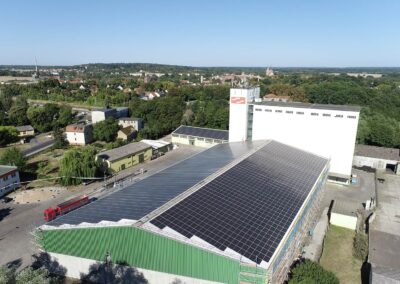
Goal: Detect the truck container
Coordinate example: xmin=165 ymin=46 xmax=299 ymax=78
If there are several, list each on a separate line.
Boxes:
xmin=43 ymin=195 xmax=89 ymax=221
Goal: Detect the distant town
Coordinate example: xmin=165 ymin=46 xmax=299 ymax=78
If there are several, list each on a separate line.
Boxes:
xmin=0 ymin=63 xmax=399 ymax=284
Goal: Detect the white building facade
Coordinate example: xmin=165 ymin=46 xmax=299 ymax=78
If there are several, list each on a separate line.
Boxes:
xmin=65 ymin=124 xmax=93 ymax=146
xmin=0 ymin=166 xmax=20 ymax=197
xmin=229 ymin=87 xmax=360 ymax=183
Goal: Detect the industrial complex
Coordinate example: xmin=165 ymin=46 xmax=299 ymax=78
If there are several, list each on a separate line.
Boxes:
xmin=38 ymin=140 xmax=329 ymax=283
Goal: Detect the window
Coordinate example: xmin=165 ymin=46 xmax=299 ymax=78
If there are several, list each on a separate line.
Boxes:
xmin=214 ymin=140 xmax=221 ymax=144
xmin=275 ymin=110 xmax=282 ymax=113
xmin=285 ymin=111 xmax=293 ymax=114
xmin=197 ymin=138 xmax=204 ymax=141
xmin=296 ymin=111 xmax=304 ymax=115
xmin=323 ymin=113 xmax=331 ymax=117
xmin=347 ymin=115 xmax=356 ymax=119
xmin=311 ymin=113 xmax=319 ymax=116
xmin=11 ymin=173 xmax=16 ymax=178
xmin=180 ymin=135 xmax=187 ymax=139
xmin=3 ymin=176 xmax=8 ymax=181
xmin=172 ymin=134 xmax=179 ymax=137
xmin=265 ymin=109 xmax=272 ymax=112
xmin=255 ymin=108 xmax=262 ymax=111
xmin=335 ymin=114 xmax=343 ymax=118
xmin=205 ymin=139 xmax=213 ymax=143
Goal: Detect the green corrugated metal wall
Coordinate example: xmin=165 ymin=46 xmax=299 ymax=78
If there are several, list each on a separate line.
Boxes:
xmin=41 ymin=226 xmax=244 ymax=284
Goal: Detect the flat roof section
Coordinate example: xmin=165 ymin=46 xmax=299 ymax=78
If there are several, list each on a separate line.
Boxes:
xmin=48 ymin=141 xmax=264 ymax=226
xmin=354 ymin=144 xmax=400 ymax=161
xmin=173 ymin=125 xmax=229 ymax=141
xmin=151 ymin=141 xmax=328 ymax=264
xmin=254 ymin=101 xmax=361 ymax=112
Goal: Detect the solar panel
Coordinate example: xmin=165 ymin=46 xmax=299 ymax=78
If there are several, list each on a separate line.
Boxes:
xmin=173 ymin=125 xmax=229 ymax=141
xmin=49 ymin=141 xmax=264 ymax=226
xmin=151 ymin=141 xmax=328 ymax=264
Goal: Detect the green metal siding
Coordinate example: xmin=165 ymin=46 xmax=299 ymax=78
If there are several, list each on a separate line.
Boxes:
xmin=40 ymin=226 xmax=243 ymax=283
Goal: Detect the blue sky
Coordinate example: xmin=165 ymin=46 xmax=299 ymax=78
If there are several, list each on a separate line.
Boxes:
xmin=1 ymin=0 xmax=399 ymax=67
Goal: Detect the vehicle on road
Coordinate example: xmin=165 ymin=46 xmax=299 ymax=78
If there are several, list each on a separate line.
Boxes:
xmin=43 ymin=195 xmax=89 ymax=221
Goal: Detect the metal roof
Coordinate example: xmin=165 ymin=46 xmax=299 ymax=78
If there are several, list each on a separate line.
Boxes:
xmin=96 ymin=142 xmax=151 ymax=162
xmin=48 ymin=141 xmax=263 ymax=226
xmin=0 ymin=165 xmax=17 ymax=176
xmin=354 ymin=144 xmax=400 ymax=161
xmin=15 ymin=125 xmax=34 ymax=132
xmin=173 ymin=125 xmax=229 ymax=141
xmin=253 ymin=101 xmax=361 ymax=112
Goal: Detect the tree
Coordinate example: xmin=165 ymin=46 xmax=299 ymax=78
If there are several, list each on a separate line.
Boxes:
xmin=353 ymin=232 xmax=368 ymax=261
xmin=59 ymin=146 xmax=100 ymax=185
xmin=93 ymin=118 xmax=119 ymax=142
xmin=0 ymin=266 xmax=15 ymax=284
xmin=289 ymin=260 xmax=339 ymax=284
xmin=15 ymin=267 xmax=50 ymax=284
xmin=0 ymin=126 xmax=18 ymax=146
xmin=0 ymin=147 xmax=27 ymax=171
xmin=8 ymin=96 xmax=29 ymax=126
xmin=52 ymin=127 xmax=68 ymax=149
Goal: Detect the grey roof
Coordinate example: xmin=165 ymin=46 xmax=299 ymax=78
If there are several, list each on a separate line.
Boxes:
xmin=15 ymin=125 xmax=34 ymax=132
xmin=96 ymin=142 xmax=151 ymax=162
xmin=0 ymin=165 xmax=18 ymax=176
xmin=173 ymin=125 xmax=229 ymax=141
xmin=151 ymin=140 xmax=328 ymax=264
xmin=49 ymin=141 xmax=264 ymax=226
xmin=118 ymin=117 xmax=142 ymax=121
xmin=354 ymin=144 xmax=400 ymax=161
xmin=253 ymin=101 xmax=361 ymax=112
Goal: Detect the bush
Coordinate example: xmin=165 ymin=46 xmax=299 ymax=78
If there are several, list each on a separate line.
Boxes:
xmin=289 ymin=260 xmax=339 ymax=284
xmin=0 ymin=147 xmax=27 ymax=171
xmin=353 ymin=232 xmax=368 ymax=260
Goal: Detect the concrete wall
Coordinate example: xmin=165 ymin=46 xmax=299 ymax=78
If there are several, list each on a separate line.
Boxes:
xmin=251 ymin=105 xmax=359 ymax=179
xmin=0 ymin=170 xmax=20 ymax=198
xmin=353 ymin=155 xmax=398 ymax=171
xmin=171 ymin=135 xmax=226 ymax=148
xmin=330 ymin=213 xmax=357 ymax=230
xmin=119 ymin=118 xmax=143 ymax=131
xmin=108 ymin=147 xmax=152 ymax=172
xmin=49 ymin=253 xmax=221 ymax=284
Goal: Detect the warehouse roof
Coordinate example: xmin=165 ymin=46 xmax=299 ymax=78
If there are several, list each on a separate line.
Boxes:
xmin=254 ymin=101 xmax=361 ymax=112
xmin=354 ymin=144 xmax=400 ymax=161
xmin=173 ymin=125 xmax=229 ymax=141
xmin=48 ymin=141 xmax=263 ymax=226
xmin=45 ymin=140 xmax=328 ymax=267
xmin=96 ymin=142 xmax=151 ymax=162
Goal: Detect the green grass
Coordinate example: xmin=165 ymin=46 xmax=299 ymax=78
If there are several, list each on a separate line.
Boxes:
xmin=320 ymin=225 xmax=362 ymax=284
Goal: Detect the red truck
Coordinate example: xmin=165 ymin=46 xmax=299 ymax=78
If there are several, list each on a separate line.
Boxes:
xmin=43 ymin=195 xmax=89 ymax=221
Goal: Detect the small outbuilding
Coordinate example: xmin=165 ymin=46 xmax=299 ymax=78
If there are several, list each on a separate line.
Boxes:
xmin=353 ymin=144 xmax=399 ymax=174
xmin=15 ymin=125 xmax=35 ymax=137
xmin=171 ymin=125 xmax=229 ymax=148
xmin=96 ymin=142 xmax=152 ymax=173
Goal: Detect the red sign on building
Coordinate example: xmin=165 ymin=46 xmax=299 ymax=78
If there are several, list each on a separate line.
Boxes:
xmin=230 ymin=97 xmax=246 ymax=104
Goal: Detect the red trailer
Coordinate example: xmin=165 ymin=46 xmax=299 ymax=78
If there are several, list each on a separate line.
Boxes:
xmin=43 ymin=195 xmax=89 ymax=221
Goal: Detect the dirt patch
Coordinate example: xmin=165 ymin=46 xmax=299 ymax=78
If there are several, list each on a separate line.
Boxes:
xmin=9 ymin=187 xmax=64 ymax=204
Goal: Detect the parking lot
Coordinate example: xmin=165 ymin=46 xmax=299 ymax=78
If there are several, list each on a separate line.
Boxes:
xmin=0 ymin=144 xmax=203 ymax=269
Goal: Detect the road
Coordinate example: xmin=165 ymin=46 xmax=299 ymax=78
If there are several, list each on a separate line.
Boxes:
xmin=22 ymin=139 xmax=54 ymax=157
xmin=0 ymin=144 xmax=202 ymax=269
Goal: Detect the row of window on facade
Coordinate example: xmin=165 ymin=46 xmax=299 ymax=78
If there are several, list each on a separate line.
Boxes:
xmin=2 ymin=172 xmax=16 ymax=182
xmin=254 ymin=108 xmax=357 ymax=119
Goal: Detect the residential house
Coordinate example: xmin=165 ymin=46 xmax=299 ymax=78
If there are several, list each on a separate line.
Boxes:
xmin=65 ymin=123 xmax=93 ymax=146
xmin=96 ymin=142 xmax=152 ymax=173
xmin=0 ymin=165 xmax=20 ymax=197
xmin=117 ymin=126 xmax=137 ymax=141
xmin=118 ymin=117 xmax=144 ymax=131
xmin=15 ymin=125 xmax=35 ymax=137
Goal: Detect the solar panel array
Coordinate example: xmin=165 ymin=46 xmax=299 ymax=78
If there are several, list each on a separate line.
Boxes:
xmin=173 ymin=125 xmax=229 ymax=141
xmin=49 ymin=141 xmax=263 ymax=226
xmin=151 ymin=141 xmax=328 ymax=264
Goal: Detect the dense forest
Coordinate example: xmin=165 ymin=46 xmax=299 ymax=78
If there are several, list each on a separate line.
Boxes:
xmin=1 ymin=70 xmax=400 ymax=148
